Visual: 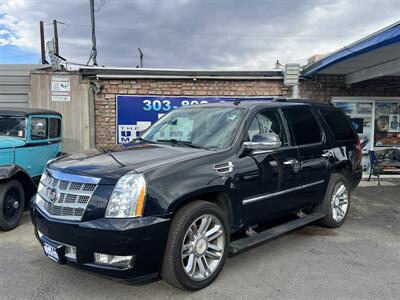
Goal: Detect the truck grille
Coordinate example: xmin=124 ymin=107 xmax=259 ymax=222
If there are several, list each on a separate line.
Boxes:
xmin=36 ymin=170 xmax=100 ymax=221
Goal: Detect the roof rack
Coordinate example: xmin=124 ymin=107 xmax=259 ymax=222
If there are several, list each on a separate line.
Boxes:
xmin=271 ymin=97 xmax=287 ymax=102
xmin=272 ymin=97 xmax=332 ymax=106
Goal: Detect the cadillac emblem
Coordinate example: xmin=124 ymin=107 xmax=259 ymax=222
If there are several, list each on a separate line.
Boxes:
xmin=49 ymin=188 xmax=58 ymax=203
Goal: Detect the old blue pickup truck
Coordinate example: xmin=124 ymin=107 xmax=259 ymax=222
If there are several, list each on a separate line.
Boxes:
xmin=0 ymin=108 xmax=62 ymax=231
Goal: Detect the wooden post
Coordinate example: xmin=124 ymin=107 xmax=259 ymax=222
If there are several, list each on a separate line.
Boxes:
xmin=39 ymin=21 xmax=47 ymax=64
xmin=53 ymin=20 xmax=59 ymax=56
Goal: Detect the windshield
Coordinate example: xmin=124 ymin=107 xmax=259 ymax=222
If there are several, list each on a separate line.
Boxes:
xmin=0 ymin=116 xmax=26 ymax=138
xmin=141 ymin=107 xmax=246 ymax=149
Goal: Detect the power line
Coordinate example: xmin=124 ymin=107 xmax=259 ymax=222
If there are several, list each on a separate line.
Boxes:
xmin=58 ymin=22 xmax=70 ymax=36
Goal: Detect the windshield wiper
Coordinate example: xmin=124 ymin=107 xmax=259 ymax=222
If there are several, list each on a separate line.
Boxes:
xmin=135 ymin=137 xmax=156 ymax=144
xmin=107 ymin=152 xmax=125 ymax=167
xmin=156 ymin=139 xmax=204 ymax=149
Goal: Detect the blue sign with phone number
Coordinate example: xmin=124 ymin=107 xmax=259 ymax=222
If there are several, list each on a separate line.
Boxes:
xmin=116 ymin=95 xmax=272 ymax=144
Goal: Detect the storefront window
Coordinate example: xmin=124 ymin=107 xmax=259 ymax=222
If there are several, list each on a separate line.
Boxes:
xmin=333 ymin=98 xmax=400 ymax=173
xmin=334 ymin=101 xmax=373 ymax=151
xmin=374 ymin=102 xmax=400 ymax=146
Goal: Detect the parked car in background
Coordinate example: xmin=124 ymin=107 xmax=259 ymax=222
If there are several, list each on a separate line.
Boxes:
xmin=0 ymin=108 xmax=62 ymax=231
xmin=31 ymin=99 xmax=362 ymax=290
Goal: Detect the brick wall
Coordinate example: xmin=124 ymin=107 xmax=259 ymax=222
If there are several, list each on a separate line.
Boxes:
xmin=302 ymin=75 xmax=400 ymax=102
xmin=94 ymin=75 xmax=400 ymax=148
xmin=95 ymin=79 xmax=290 ymax=147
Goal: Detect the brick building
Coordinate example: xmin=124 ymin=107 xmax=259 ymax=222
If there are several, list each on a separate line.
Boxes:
xmin=79 ymin=68 xmax=400 ymax=151
xmin=80 ymin=69 xmax=290 ymax=148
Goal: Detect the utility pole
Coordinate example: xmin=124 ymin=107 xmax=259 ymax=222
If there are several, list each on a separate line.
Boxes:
xmin=53 ymin=19 xmax=59 ymax=56
xmin=138 ymin=48 xmax=143 ymax=68
xmin=39 ymin=21 xmax=47 ymax=64
xmin=89 ymin=0 xmax=98 ymax=66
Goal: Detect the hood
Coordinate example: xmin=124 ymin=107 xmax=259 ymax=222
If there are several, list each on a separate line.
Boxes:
xmin=48 ymin=143 xmax=211 ymax=183
xmin=0 ymin=137 xmax=25 ymax=149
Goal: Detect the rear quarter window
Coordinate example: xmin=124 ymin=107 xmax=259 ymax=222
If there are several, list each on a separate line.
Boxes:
xmin=318 ymin=106 xmax=356 ymax=141
xmin=49 ymin=118 xmax=61 ymax=139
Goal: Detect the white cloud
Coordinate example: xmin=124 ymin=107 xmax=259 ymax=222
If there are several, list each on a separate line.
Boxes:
xmin=0 ymin=29 xmax=10 ymax=35
xmin=0 ymin=8 xmax=39 ymax=50
xmin=0 ymin=0 xmax=399 ymax=69
xmin=0 ymin=37 xmax=9 ymax=46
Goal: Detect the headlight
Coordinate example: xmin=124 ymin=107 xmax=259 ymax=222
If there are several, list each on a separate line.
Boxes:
xmin=39 ymin=171 xmax=47 ymax=183
xmin=105 ymin=173 xmax=146 ymax=218
xmin=36 ymin=172 xmax=47 ymax=198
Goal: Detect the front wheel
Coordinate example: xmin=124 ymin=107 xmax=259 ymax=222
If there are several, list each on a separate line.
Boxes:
xmin=314 ymin=173 xmax=350 ymax=228
xmin=0 ymin=180 xmax=25 ymax=231
xmin=161 ymin=201 xmax=229 ymax=290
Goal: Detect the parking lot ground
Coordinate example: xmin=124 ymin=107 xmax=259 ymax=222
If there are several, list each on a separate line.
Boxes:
xmin=1 ymin=180 xmax=399 ymax=300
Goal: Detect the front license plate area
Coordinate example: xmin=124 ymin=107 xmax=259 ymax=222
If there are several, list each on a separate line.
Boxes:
xmin=41 ymin=239 xmax=65 ymax=264
xmin=43 ymin=243 xmax=60 ymax=262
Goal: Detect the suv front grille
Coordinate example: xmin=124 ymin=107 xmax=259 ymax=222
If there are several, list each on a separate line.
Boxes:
xmin=37 ymin=170 xmax=100 ymax=221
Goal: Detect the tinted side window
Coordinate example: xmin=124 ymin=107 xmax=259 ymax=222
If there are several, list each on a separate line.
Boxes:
xmin=318 ymin=106 xmax=356 ymax=141
xmin=49 ymin=118 xmax=61 ymax=139
xmin=284 ymin=106 xmax=322 ymax=145
xmin=31 ymin=118 xmax=48 ymax=140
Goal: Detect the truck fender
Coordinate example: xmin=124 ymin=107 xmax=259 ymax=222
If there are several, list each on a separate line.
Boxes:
xmin=0 ymin=165 xmax=38 ymax=207
xmin=166 ymin=177 xmax=241 ymax=231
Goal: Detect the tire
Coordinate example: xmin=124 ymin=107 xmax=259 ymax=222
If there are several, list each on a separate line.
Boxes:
xmin=0 ymin=180 xmax=25 ymax=231
xmin=314 ymin=173 xmax=350 ymax=228
xmin=161 ymin=201 xmax=229 ymax=291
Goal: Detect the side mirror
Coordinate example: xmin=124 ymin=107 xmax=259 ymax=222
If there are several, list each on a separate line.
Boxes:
xmin=244 ymin=133 xmax=282 ymax=152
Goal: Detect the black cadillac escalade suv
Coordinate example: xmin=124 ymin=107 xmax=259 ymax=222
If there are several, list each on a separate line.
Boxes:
xmin=31 ymin=99 xmax=362 ymax=290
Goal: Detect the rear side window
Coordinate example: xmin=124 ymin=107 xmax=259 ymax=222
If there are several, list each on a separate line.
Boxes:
xmin=283 ymin=106 xmax=322 ymax=145
xmin=49 ymin=118 xmax=61 ymax=139
xmin=318 ymin=106 xmax=356 ymax=141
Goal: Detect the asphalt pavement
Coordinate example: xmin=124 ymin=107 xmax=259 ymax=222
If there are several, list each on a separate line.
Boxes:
xmin=0 ymin=179 xmax=399 ymax=300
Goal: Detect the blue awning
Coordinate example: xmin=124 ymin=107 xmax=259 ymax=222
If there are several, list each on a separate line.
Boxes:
xmin=303 ymin=21 xmax=400 ymax=77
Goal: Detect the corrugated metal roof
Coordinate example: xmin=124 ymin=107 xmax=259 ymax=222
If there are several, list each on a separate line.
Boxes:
xmin=0 ymin=64 xmax=49 ymax=107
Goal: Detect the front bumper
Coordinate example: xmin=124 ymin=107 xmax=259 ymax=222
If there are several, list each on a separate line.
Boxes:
xmin=31 ymin=204 xmax=171 ymax=281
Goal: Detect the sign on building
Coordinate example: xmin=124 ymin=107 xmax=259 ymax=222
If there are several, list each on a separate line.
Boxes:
xmin=283 ymin=64 xmax=301 ymax=86
xmin=51 ymin=76 xmax=71 ymax=101
xmin=116 ymin=96 xmax=272 ymax=144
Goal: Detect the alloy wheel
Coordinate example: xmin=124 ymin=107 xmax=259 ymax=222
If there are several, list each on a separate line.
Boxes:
xmin=181 ymin=214 xmax=225 ymax=281
xmin=331 ymin=182 xmax=349 ymax=222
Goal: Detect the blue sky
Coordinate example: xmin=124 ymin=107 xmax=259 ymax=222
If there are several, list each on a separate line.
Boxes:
xmin=0 ymin=44 xmax=39 ymax=64
xmin=0 ymin=13 xmax=39 ymax=64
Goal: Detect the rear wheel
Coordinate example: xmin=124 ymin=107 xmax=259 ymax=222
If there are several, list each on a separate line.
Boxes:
xmin=0 ymin=180 xmax=25 ymax=231
xmin=314 ymin=173 xmax=350 ymax=228
xmin=161 ymin=201 xmax=229 ymax=290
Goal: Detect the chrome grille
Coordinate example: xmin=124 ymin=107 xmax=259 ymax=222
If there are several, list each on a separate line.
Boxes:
xmin=36 ymin=170 xmax=100 ymax=221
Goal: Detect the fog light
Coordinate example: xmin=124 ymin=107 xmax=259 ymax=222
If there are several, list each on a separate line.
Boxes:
xmin=65 ymin=245 xmax=77 ymax=261
xmin=94 ymin=253 xmax=134 ymax=269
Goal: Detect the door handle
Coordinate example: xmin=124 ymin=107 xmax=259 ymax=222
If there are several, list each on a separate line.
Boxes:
xmin=321 ymin=152 xmax=333 ymax=158
xmin=283 ymin=159 xmax=298 ymax=165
